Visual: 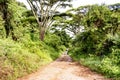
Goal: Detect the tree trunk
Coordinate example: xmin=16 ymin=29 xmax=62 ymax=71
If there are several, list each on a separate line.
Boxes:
xmin=40 ymin=27 xmax=45 ymax=41
xmin=1 ymin=0 xmax=10 ymax=38
xmin=0 ymin=0 xmax=16 ymax=40
xmin=4 ymin=20 xmax=10 ymax=38
xmin=11 ymin=27 xmax=17 ymax=41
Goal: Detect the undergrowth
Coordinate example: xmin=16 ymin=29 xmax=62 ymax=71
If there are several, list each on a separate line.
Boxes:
xmin=0 ymin=38 xmax=60 ymax=80
xmin=70 ymin=52 xmax=120 ymax=80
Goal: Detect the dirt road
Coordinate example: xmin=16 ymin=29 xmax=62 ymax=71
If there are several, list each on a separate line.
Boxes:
xmin=18 ymin=55 xmax=109 ymax=80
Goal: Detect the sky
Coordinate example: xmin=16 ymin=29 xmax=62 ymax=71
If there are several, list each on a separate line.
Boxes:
xmin=72 ymin=0 xmax=120 ymax=7
xmin=17 ymin=0 xmax=120 ymax=11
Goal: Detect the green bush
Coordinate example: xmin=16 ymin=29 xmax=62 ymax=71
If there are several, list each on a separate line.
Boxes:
xmin=0 ymin=38 xmax=55 ymax=80
xmin=70 ymin=50 xmax=120 ymax=78
xmin=44 ymin=33 xmax=66 ymax=51
xmin=100 ymin=49 xmax=120 ymax=78
xmin=100 ymin=56 xmax=120 ymax=77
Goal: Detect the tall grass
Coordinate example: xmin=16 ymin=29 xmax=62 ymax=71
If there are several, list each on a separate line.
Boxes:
xmin=0 ymin=38 xmax=59 ymax=80
xmin=70 ymin=52 xmax=120 ymax=79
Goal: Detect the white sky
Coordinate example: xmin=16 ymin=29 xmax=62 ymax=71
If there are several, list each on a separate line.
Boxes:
xmin=72 ymin=0 xmax=120 ymax=7
xmin=17 ymin=0 xmax=120 ymax=10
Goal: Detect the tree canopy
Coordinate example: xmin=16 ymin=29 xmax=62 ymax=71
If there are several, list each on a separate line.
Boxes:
xmin=27 ymin=0 xmax=72 ymax=41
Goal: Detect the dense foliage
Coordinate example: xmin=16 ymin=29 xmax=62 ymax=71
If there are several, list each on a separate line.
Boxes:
xmin=69 ymin=4 xmax=120 ymax=79
xmin=27 ymin=0 xmax=72 ymax=41
xmin=0 ymin=0 xmax=120 ymax=79
xmin=0 ymin=0 xmax=69 ymax=80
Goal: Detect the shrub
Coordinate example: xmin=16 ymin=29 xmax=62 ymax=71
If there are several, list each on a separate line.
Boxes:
xmin=0 ymin=38 xmax=55 ymax=80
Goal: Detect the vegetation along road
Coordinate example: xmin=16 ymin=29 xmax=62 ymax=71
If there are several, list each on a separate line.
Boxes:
xmin=0 ymin=0 xmax=120 ymax=80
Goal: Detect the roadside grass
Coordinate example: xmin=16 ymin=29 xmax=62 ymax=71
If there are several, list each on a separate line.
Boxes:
xmin=70 ymin=53 xmax=120 ymax=79
xmin=0 ymin=38 xmax=59 ymax=80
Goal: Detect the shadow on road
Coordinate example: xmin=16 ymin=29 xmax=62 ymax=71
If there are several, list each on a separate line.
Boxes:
xmin=56 ymin=54 xmax=73 ymax=62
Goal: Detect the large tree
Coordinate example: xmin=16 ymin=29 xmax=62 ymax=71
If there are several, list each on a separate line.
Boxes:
xmin=27 ymin=0 xmax=72 ymax=41
xmin=0 ymin=0 xmax=11 ymax=38
xmin=0 ymin=0 xmax=18 ymax=40
xmin=52 ymin=6 xmax=90 ymax=37
xmin=71 ymin=5 xmax=116 ymax=55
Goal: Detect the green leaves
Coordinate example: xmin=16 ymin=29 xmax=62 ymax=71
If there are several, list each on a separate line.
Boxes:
xmin=0 ymin=0 xmax=6 ymax=3
xmin=70 ymin=3 xmax=120 ymax=79
xmin=85 ymin=5 xmax=111 ymax=29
